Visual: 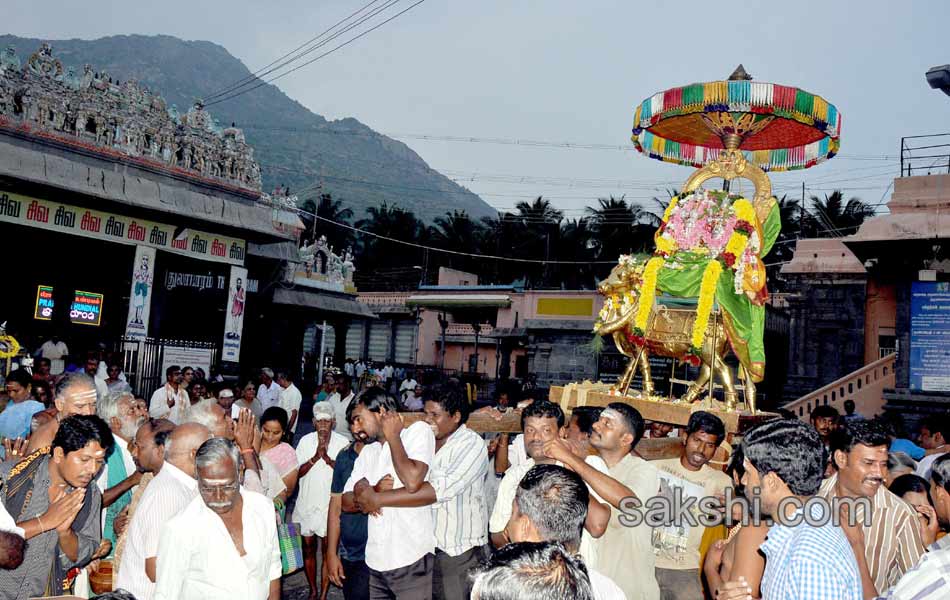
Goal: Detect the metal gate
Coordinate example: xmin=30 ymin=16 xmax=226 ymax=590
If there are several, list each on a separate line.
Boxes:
xmin=116 ymin=337 xmax=220 ymax=399
xmin=367 ymin=321 xmax=390 ymax=362
xmin=394 ymin=320 xmax=417 ymax=365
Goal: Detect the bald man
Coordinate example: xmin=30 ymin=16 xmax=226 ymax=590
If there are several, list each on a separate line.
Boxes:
xmin=25 ymin=373 xmax=99 ymax=454
xmin=115 ymin=423 xmax=211 ymax=600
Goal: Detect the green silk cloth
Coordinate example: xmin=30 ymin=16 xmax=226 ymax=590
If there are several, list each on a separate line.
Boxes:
xmin=103 ymin=439 xmax=132 ymax=556
xmin=654 ymin=200 xmax=781 ymax=382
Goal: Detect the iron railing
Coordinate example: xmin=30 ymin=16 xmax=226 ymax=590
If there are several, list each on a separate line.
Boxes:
xmin=116 ymin=337 xmax=220 ymax=398
xmin=901 ymin=134 xmax=950 ymax=177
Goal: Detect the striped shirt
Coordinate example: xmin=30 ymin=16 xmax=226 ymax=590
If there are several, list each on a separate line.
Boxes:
xmin=430 ymin=424 xmax=489 ymax=556
xmin=114 ymin=472 xmax=155 ymax=574
xmin=877 ymin=535 xmax=950 ymax=599
xmin=115 ymin=462 xmax=199 ymax=600
xmin=819 ymin=474 xmax=926 ymax=593
xmin=761 ymin=502 xmax=862 ymax=600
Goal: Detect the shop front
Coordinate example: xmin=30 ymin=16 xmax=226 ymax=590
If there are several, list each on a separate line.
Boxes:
xmin=0 ymin=190 xmax=251 ymax=386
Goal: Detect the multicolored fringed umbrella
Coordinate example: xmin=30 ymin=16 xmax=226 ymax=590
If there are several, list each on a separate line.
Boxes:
xmin=598 ymin=66 xmax=841 ymax=412
xmin=631 ymin=65 xmax=841 ymax=173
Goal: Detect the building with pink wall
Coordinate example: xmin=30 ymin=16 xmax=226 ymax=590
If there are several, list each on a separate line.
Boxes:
xmin=357 ymin=268 xmax=605 ymax=386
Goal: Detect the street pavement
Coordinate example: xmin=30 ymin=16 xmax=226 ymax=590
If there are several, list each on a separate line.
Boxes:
xmin=282 ymin=569 xmax=344 ymax=600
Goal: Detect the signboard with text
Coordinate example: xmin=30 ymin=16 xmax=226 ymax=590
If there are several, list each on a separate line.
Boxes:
xmin=34 ymin=285 xmax=54 ymax=320
xmin=910 ymin=281 xmax=950 ymax=392
xmin=161 ymin=346 xmax=213 ymax=380
xmin=0 ymin=192 xmax=246 ymax=266
xmin=70 ymin=291 xmax=103 ymax=326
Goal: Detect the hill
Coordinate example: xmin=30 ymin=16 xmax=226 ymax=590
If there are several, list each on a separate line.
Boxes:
xmin=0 ymin=33 xmax=496 ymax=222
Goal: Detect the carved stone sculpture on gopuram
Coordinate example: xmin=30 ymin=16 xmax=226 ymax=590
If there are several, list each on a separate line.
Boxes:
xmin=0 ymin=43 xmax=262 ymax=192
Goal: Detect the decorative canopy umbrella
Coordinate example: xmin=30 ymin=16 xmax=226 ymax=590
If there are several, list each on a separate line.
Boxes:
xmin=592 ymin=67 xmax=842 ymax=411
xmin=630 ymin=65 xmax=841 ymax=215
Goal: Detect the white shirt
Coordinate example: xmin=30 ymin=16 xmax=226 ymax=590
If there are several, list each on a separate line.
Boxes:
xmin=916 ymin=452 xmax=946 ymax=480
xmin=97 ymin=432 xmax=137 ymax=531
xmin=590 ymin=567 xmax=628 ymax=600
xmin=148 ymin=384 xmax=190 ymax=425
xmin=116 ymin=462 xmax=199 ymax=600
xmin=293 ymin=431 xmax=349 ymax=536
xmin=489 ymin=456 xmax=607 ymax=566
xmin=97 ymin=361 xmax=127 ymax=382
xmin=94 ymin=376 xmax=109 ymax=402
xmin=154 ymin=489 xmax=281 ymax=600
xmin=344 ymin=362 xmax=355 ymax=376
xmin=257 ymin=382 xmax=281 ymax=412
xmin=430 ymin=425 xmax=489 ymax=556
xmin=344 ymin=421 xmax=436 ymax=572
xmin=38 ymin=340 xmax=69 ymax=359
xmin=97 ymin=432 xmax=136 ymax=493
xmin=278 ymin=383 xmax=303 ymax=432
xmin=399 ymin=379 xmax=418 ymax=393
xmin=508 ymin=434 xmax=528 ymax=468
xmin=327 ymin=391 xmax=355 ymax=441
xmin=490 ymin=460 xmax=535 ymax=534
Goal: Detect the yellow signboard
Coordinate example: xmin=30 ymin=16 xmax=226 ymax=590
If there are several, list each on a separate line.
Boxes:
xmin=0 ymin=192 xmax=246 ymax=266
xmin=536 ymin=297 xmax=594 ymax=317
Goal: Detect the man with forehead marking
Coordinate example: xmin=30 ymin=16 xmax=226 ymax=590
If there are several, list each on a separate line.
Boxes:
xmin=26 ymin=373 xmax=100 ymax=454
xmin=116 ymin=423 xmax=210 ymax=600
xmin=0 ymin=415 xmax=115 ymax=599
xmin=542 ymin=401 xmax=661 ymax=600
xmin=154 ymin=438 xmax=281 ymax=600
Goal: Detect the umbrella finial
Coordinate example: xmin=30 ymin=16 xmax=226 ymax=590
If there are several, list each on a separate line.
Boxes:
xmin=729 ymin=65 xmax=752 ymax=81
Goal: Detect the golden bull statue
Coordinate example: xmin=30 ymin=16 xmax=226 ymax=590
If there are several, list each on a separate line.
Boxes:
xmin=596 ymin=257 xmax=757 ymax=413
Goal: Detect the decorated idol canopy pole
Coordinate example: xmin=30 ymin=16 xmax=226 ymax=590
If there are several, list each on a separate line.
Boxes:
xmin=595 ymin=66 xmax=841 ymax=414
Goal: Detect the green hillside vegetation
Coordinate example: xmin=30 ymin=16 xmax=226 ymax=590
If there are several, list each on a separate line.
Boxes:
xmin=0 ymin=34 xmax=496 ymax=223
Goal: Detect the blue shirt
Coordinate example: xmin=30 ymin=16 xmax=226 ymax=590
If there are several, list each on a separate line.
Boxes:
xmin=890 ymin=439 xmax=926 ymax=461
xmin=0 ymin=400 xmax=44 ymax=439
xmin=761 ymin=502 xmax=862 ymax=600
xmin=330 ymin=444 xmax=367 ymax=562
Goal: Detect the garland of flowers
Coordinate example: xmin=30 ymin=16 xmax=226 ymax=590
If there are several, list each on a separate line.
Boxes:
xmin=720 ymin=198 xmax=756 ymax=267
xmin=635 ymin=191 xmax=763 ymax=364
xmin=687 ymin=260 xmax=723 ymax=365
xmin=629 ymin=257 xmax=665 ymax=344
xmin=0 ymin=334 xmax=20 ymax=359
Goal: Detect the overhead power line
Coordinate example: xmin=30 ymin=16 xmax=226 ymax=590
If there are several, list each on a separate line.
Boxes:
xmin=205 ymin=0 xmax=426 ymax=107
xmin=294 ymin=207 xmax=622 ymax=264
xmin=239 ymin=124 xmax=900 ymax=162
xmin=203 ymin=0 xmax=387 ymax=101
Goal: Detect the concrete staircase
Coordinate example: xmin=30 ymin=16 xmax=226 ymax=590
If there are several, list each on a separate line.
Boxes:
xmin=783 ymin=353 xmax=896 ymax=421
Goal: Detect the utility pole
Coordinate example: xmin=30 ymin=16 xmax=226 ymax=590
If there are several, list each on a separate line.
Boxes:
xmin=800 ymin=181 xmax=806 ymax=239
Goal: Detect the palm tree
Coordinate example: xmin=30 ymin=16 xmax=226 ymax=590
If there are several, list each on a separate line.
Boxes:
xmin=508 ymin=197 xmax=563 ymax=287
xmin=807 ymin=190 xmax=876 ymax=238
xmin=556 ymin=217 xmax=598 ymax=288
xmin=586 ymin=196 xmax=656 ymax=261
xmin=353 ymin=203 xmax=426 ymax=289
xmin=645 ymin=188 xmax=680 ymax=226
xmin=515 ymin=196 xmax=564 ymax=225
xmin=479 ymin=212 xmax=526 ymax=285
xmin=429 ymin=210 xmax=486 ymax=276
xmin=301 ymin=193 xmax=354 ymax=251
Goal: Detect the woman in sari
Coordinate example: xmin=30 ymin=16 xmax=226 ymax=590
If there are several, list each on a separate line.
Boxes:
xmin=259 ymin=406 xmax=299 ymax=503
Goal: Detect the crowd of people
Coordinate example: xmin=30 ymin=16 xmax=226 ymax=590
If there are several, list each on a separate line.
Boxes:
xmin=0 ymin=362 xmax=949 ymax=600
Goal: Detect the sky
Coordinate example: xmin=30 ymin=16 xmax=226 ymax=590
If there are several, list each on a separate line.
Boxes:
xmin=7 ymin=0 xmax=950 ymax=220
